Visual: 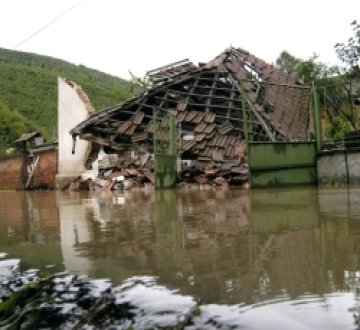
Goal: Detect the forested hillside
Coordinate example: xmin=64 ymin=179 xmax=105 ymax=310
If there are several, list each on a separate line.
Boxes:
xmin=0 ymin=103 xmax=39 ymax=153
xmin=0 ymin=47 xmax=136 ymax=151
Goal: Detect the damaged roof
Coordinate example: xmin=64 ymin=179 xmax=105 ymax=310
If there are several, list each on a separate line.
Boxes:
xmin=14 ymin=131 xmax=42 ymax=144
xmin=70 ymin=47 xmax=311 ymax=161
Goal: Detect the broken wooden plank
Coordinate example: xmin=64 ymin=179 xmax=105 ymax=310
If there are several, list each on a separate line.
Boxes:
xmin=194 ymin=175 xmax=208 ymax=185
xmin=131 ymin=132 xmax=148 ymax=142
xmin=143 ymin=169 xmax=155 ymax=183
xmin=193 ymin=112 xmax=205 ymax=123
xmin=140 ymin=153 xmax=151 ymax=167
xmin=185 ymin=111 xmax=198 ymax=122
xmin=176 ymin=99 xmax=188 ymax=111
xmin=79 ymin=134 xmax=125 ymax=151
xmin=230 ymin=167 xmax=249 ymax=175
xmin=132 ymin=111 xmax=145 ymax=125
xmin=212 ymin=149 xmax=224 ymax=162
xmin=117 ymin=120 xmax=132 ymax=134
xmin=25 ymin=155 xmax=40 ymax=189
xmin=181 ymin=140 xmax=196 ymax=151
xmin=194 ymin=133 xmax=206 ymax=142
xmin=194 ymin=122 xmax=207 ymax=133
xmin=204 ymin=123 xmax=216 ymax=134
xmin=146 ymin=120 xmax=155 ymax=133
xmin=204 ymin=112 xmax=216 ymax=123
xmin=124 ymin=124 xmax=137 ymax=136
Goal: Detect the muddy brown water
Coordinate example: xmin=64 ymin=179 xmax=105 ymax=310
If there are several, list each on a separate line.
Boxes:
xmin=0 ymin=187 xmax=359 ymax=329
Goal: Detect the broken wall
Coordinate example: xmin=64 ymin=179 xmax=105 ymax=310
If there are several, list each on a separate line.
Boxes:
xmin=57 ymin=78 xmax=94 ymax=185
xmin=0 ymin=154 xmax=23 ymax=190
xmin=32 ymin=147 xmax=58 ymax=189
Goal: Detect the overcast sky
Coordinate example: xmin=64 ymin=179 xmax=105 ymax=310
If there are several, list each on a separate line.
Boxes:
xmin=0 ymin=0 xmax=359 ymax=80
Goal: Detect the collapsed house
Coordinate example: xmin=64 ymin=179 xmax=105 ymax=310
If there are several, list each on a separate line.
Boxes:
xmin=70 ymin=47 xmax=311 ymax=188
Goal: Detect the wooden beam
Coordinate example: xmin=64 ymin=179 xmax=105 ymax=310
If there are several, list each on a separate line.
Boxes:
xmin=230 ymin=75 xmax=276 ymax=142
xmin=79 ymin=134 xmax=126 ymax=151
xmin=25 ymin=156 xmax=40 ymax=189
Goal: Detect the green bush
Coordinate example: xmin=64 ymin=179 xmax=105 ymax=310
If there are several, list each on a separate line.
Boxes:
xmin=326 ymin=115 xmax=353 ymax=140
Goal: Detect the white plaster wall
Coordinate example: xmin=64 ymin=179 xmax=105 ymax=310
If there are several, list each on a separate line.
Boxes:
xmin=57 ymin=77 xmax=89 ymax=176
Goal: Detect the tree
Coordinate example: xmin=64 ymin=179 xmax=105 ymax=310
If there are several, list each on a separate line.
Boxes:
xmin=275 ymin=51 xmax=300 ymax=74
xmin=128 ymin=71 xmax=152 ymax=91
xmin=327 ymin=115 xmax=353 ymax=140
xmin=334 ymin=20 xmax=360 ymax=75
xmin=275 ymin=49 xmax=355 ymax=134
xmin=334 ymin=20 xmax=360 ymax=128
xmin=275 ymin=51 xmax=337 ymax=83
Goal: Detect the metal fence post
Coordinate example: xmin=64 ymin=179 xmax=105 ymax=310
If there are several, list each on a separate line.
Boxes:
xmin=239 ymin=80 xmax=251 ymax=186
xmin=154 ymin=108 xmax=177 ymax=189
xmin=240 ymin=80 xmax=249 ymax=143
xmin=313 ymin=84 xmax=322 ymax=151
xmin=169 ymin=115 xmax=177 ymax=156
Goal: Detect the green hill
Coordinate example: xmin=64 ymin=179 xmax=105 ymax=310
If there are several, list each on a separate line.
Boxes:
xmin=0 ymin=102 xmax=39 ymax=153
xmin=0 ymin=47 xmax=136 ymax=151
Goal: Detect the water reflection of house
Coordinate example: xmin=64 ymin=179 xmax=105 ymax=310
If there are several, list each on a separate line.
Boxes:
xmin=57 ymin=192 xmax=95 ymax=275
xmin=61 ymin=187 xmax=360 ymax=305
xmin=0 ymin=191 xmax=63 ymax=271
xmin=60 ymin=188 xmax=323 ymax=304
xmin=1 ymin=188 xmax=360 ymax=306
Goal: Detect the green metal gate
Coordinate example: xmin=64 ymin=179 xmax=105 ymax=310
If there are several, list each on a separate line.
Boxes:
xmin=241 ymin=81 xmax=321 ymax=187
xmin=248 ymin=141 xmax=317 ymax=187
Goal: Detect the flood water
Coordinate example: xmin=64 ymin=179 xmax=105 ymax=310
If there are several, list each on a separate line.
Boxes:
xmin=0 ymin=187 xmax=360 ymax=329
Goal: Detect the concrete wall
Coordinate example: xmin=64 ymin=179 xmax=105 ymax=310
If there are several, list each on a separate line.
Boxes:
xmin=0 ymin=154 xmax=23 ymax=190
xmin=317 ymin=150 xmax=360 ymax=185
xmin=57 ymin=78 xmax=91 ymax=183
xmin=347 ymin=152 xmax=360 ymax=185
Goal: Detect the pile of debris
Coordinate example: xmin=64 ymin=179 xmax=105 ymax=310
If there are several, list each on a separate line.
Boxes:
xmin=62 ymin=141 xmax=248 ymax=191
xmin=62 ymin=152 xmax=154 ymax=191
xmin=179 ymin=139 xmax=248 ymax=188
xmin=180 ymin=160 xmax=248 ymax=188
